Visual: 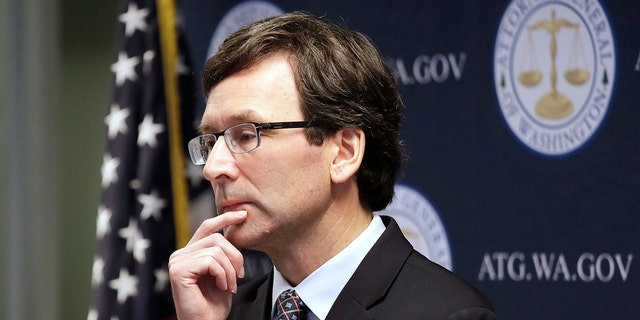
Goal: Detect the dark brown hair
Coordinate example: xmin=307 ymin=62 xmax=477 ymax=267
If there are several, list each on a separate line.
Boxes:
xmin=202 ymin=12 xmax=404 ymax=211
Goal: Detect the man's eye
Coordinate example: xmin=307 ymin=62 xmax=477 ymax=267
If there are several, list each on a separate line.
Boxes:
xmin=204 ymin=137 xmax=216 ymax=149
xmin=238 ymin=131 xmax=256 ymax=142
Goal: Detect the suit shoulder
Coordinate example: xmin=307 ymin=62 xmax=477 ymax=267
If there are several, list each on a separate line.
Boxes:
xmin=391 ymin=250 xmax=496 ymax=315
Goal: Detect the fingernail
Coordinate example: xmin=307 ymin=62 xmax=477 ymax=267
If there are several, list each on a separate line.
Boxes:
xmin=235 ymin=210 xmax=247 ymax=218
xmin=239 ymin=266 xmax=245 ymax=279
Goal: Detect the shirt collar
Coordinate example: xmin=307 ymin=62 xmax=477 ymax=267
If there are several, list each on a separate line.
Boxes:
xmin=271 ymin=215 xmax=385 ymax=319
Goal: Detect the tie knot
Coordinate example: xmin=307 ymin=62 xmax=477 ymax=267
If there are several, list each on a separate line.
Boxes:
xmin=274 ymin=289 xmax=309 ymax=320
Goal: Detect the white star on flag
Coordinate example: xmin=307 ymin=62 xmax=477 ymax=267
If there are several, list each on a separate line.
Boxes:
xmin=118 ymin=218 xmax=139 ymax=253
xmin=138 ymin=189 xmax=167 ymax=221
xmin=101 ymin=154 xmax=120 ymax=188
xmin=96 ymin=205 xmax=112 ymax=239
xmin=129 ymin=178 xmax=142 ymax=190
xmin=119 ymin=2 xmax=149 ymax=36
xmin=133 ymin=235 xmax=151 ymax=263
xmin=154 ymin=267 xmax=169 ymax=293
xmin=87 ymin=309 xmax=98 ymax=320
xmin=143 ymin=50 xmax=156 ymax=74
xmin=109 ymin=268 xmax=139 ymax=303
xmin=111 ymin=52 xmax=140 ymax=86
xmin=186 ymin=160 xmax=205 ymax=187
xmin=176 ymin=54 xmax=190 ymax=75
xmin=91 ymin=256 xmax=105 ymax=287
xmin=104 ymin=104 xmax=130 ymax=139
xmin=137 ymin=114 xmax=165 ymax=147
xmin=118 ymin=218 xmax=151 ymax=263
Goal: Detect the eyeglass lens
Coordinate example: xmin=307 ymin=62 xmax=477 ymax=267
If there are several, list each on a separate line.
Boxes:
xmin=226 ymin=123 xmax=259 ymax=153
xmin=188 ymin=123 xmax=261 ymax=165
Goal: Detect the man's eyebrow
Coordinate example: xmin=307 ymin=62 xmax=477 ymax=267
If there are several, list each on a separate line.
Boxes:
xmin=196 ymin=124 xmax=214 ymax=134
xmin=196 ymin=110 xmax=261 ymax=134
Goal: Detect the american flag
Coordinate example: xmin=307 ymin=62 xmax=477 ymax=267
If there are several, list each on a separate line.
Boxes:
xmin=88 ymin=0 xmax=202 ymax=319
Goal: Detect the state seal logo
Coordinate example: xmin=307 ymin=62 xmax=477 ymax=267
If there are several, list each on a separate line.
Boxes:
xmin=377 ymin=184 xmax=452 ymax=270
xmin=207 ymin=1 xmax=284 ymax=58
xmin=494 ymin=0 xmax=616 ymax=156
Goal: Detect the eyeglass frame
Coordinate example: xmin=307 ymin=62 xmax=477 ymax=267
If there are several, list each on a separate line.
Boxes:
xmin=188 ymin=121 xmax=312 ymax=165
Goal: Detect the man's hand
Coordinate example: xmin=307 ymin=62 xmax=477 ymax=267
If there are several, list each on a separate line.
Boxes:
xmin=168 ymin=211 xmax=247 ymax=320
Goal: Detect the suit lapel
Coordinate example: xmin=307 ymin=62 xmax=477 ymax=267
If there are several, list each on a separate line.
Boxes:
xmin=326 ymin=216 xmax=413 ymax=320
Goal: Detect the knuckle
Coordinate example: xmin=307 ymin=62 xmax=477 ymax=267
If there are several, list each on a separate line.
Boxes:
xmin=211 ymin=232 xmax=225 ymax=242
xmin=210 ymin=245 xmax=224 ymax=257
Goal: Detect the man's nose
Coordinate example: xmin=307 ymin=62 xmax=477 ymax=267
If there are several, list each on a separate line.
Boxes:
xmin=202 ymin=137 xmax=238 ymax=182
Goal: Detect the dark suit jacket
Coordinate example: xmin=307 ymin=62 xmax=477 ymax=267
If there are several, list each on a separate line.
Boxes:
xmin=228 ymin=216 xmax=498 ymax=319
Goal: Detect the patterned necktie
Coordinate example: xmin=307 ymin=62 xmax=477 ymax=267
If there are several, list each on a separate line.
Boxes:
xmin=273 ymin=289 xmax=310 ymax=320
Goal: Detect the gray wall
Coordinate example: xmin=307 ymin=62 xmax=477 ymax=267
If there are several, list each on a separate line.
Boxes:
xmin=1 ymin=1 xmax=117 ymax=319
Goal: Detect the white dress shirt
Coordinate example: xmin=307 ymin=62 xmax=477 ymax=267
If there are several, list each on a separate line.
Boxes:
xmin=271 ymin=215 xmax=385 ymax=320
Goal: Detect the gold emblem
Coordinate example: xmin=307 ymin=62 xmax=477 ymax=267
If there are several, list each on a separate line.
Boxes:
xmin=494 ymin=0 xmax=615 ymax=156
xmin=518 ymin=9 xmax=590 ymax=119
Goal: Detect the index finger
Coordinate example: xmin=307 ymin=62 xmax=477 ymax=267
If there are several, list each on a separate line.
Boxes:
xmin=187 ymin=210 xmax=247 ymax=245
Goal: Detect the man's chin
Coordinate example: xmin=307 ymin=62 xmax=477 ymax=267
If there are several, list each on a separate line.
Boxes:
xmin=223 ymin=225 xmax=255 ymax=249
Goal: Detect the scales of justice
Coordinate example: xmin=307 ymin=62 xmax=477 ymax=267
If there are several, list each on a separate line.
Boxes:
xmin=518 ymin=9 xmax=590 ymax=119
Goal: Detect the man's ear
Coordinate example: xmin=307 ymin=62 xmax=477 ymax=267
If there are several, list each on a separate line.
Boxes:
xmin=330 ymin=127 xmax=365 ymax=184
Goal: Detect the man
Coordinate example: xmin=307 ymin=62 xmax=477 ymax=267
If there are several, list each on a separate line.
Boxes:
xmin=169 ymin=12 xmax=497 ymax=320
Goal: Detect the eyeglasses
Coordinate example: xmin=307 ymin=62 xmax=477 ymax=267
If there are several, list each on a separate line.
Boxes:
xmin=188 ymin=121 xmax=311 ymax=165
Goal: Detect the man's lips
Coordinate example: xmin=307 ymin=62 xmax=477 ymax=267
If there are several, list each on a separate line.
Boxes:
xmin=218 ymin=200 xmax=249 ymax=214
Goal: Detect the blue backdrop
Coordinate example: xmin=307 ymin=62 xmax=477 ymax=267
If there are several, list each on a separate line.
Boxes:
xmin=181 ymin=1 xmax=640 ymax=318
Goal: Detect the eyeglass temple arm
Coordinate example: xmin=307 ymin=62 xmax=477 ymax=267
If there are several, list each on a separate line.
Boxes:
xmin=259 ymin=121 xmax=310 ymax=130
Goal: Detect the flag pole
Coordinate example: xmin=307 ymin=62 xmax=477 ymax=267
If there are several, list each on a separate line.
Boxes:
xmin=156 ymin=0 xmax=190 ymax=248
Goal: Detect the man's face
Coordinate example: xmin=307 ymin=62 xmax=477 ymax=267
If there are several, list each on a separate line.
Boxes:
xmin=199 ymin=53 xmax=334 ymax=251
